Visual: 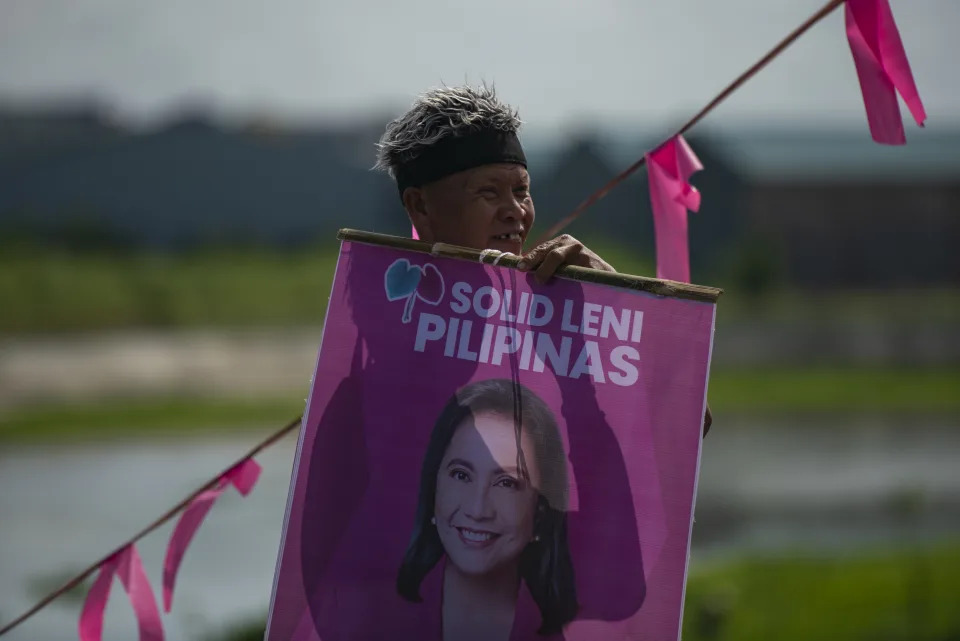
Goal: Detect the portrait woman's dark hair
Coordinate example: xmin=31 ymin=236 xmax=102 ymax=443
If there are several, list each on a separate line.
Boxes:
xmin=397 ymin=378 xmax=578 ymax=634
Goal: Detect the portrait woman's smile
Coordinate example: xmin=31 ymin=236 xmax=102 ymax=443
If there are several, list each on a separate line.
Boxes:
xmin=434 ymin=412 xmax=541 ymax=578
xmin=397 ymin=379 xmax=579 ymax=637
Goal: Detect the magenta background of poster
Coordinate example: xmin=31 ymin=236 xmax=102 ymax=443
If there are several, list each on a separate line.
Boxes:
xmin=265 ymin=240 xmax=716 ymax=641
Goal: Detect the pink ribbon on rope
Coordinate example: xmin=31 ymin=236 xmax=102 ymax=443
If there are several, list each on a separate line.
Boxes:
xmin=78 ymin=544 xmax=164 ymax=641
xmin=161 ymin=458 xmax=262 ymax=611
xmin=645 ymin=135 xmax=703 ymax=284
xmin=845 ymin=0 xmax=926 ymax=144
xmin=411 ymin=225 xmax=419 ymax=240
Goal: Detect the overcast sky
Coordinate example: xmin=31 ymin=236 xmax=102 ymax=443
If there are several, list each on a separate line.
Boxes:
xmin=1 ymin=0 xmax=957 ymax=136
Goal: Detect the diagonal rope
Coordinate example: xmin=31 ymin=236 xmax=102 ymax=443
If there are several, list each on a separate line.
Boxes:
xmin=0 ymin=416 xmax=302 ymax=637
xmin=532 ymin=0 xmax=846 ymax=246
xmin=1 ymin=0 xmax=850 ymax=635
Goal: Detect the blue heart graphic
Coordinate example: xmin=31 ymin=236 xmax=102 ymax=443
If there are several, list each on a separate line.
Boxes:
xmin=384 ymin=259 xmax=422 ymax=301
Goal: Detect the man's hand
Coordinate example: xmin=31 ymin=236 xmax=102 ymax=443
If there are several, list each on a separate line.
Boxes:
xmin=517 ymin=234 xmax=614 ymax=284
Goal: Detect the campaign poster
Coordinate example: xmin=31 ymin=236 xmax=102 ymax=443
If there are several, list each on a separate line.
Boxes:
xmin=265 ymin=231 xmax=718 ymax=641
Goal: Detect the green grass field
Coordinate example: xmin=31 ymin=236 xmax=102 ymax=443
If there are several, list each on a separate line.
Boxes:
xmin=709 ymin=367 xmax=960 ymax=414
xmin=681 ymin=542 xmax=960 ymax=641
xmin=193 ymin=542 xmax=960 ymax=641
xmin=1 ymin=367 xmax=957 ymax=444
xmin=0 ymin=246 xmax=340 ymax=332
xmin=4 ymin=242 xmax=959 ymax=333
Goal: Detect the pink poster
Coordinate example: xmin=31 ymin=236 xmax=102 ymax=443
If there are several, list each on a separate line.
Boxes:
xmin=265 ymin=231 xmax=718 ymax=641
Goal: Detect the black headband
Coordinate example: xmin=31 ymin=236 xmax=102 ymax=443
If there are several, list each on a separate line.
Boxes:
xmin=394 ymin=128 xmax=527 ymax=197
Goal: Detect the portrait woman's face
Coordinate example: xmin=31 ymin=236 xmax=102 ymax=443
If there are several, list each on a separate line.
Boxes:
xmin=434 ymin=411 xmax=541 ymax=578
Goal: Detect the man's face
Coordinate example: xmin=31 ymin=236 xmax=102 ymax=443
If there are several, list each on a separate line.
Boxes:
xmin=410 ymin=163 xmax=535 ymax=254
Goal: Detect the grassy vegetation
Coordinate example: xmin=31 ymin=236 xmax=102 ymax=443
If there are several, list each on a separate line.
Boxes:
xmin=681 ymin=542 xmax=960 ymax=641
xmin=0 ymin=239 xmax=655 ymax=333
xmin=1 ymin=367 xmax=957 ymax=445
xmin=0 ymin=395 xmax=306 ymax=444
xmin=191 ymin=543 xmax=960 ymax=641
xmin=0 ymin=245 xmax=339 ymax=333
xmin=709 ymin=367 xmax=960 ymax=414
xmin=5 ymin=240 xmax=958 ymax=334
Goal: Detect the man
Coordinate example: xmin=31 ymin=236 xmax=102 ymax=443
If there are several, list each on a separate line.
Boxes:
xmin=375 ymin=84 xmax=711 ymax=433
xmin=373 ymin=84 xmax=613 ymax=284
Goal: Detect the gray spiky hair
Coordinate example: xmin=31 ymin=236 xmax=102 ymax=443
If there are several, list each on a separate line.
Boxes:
xmin=374 ymin=84 xmax=523 ymax=179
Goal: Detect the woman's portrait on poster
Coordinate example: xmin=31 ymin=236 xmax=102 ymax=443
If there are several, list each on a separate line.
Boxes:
xmin=397 ymin=378 xmax=577 ymax=641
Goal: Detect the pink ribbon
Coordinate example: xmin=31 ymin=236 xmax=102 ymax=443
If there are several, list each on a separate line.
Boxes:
xmin=78 ymin=544 xmax=164 ymax=641
xmin=411 ymin=224 xmax=419 ymax=240
xmin=845 ymin=0 xmax=926 ymax=144
xmin=645 ymin=135 xmax=703 ymax=284
xmin=161 ymin=458 xmax=261 ymax=611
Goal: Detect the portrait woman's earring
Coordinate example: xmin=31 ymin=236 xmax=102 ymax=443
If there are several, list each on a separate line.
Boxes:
xmin=430 ymin=516 xmax=437 ymax=525
xmin=532 ymin=534 xmax=540 ymax=542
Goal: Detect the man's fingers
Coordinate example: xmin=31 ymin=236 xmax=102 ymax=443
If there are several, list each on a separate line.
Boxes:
xmin=535 ymin=242 xmax=581 ymax=284
xmin=516 ymin=234 xmax=604 ymax=282
xmin=517 ymin=236 xmax=564 ymax=271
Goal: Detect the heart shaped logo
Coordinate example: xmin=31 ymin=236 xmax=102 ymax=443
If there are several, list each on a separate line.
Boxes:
xmin=384 ymin=259 xmax=422 ymax=302
xmin=416 ymin=264 xmax=444 ymax=305
xmin=384 ymin=258 xmax=446 ymax=323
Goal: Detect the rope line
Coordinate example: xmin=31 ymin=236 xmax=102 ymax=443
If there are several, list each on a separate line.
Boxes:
xmin=0 ymin=416 xmax=303 ymax=637
xmin=532 ymin=0 xmax=846 ymax=246
xmin=0 ymin=0 xmax=850 ymax=634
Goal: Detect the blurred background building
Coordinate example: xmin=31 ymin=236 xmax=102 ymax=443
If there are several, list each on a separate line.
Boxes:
xmin=2 ymin=109 xmax=959 ymax=287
